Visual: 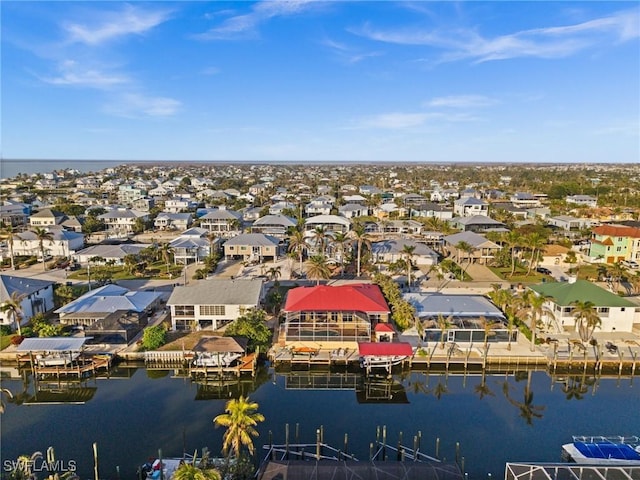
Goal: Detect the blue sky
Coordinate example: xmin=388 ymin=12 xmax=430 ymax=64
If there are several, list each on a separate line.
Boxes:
xmin=2 ymin=1 xmax=639 ymax=163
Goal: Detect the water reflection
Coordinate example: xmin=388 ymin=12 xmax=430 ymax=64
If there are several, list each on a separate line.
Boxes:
xmin=1 ymin=365 xmax=638 ymax=480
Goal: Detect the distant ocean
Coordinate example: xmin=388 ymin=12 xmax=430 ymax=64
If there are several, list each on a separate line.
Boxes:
xmin=0 ymin=159 xmax=126 ymax=179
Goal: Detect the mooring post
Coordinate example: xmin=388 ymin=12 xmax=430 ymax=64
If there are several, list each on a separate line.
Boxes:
xmin=296 ymin=423 xmax=300 ymax=444
xmin=316 ymin=429 xmax=321 ymax=460
xmin=413 ymin=436 xmax=418 ymax=461
xmin=158 ymin=449 xmax=163 ymax=480
xmin=285 ymin=423 xmax=290 ymax=459
xmin=382 ymin=425 xmax=387 ymax=461
xmin=456 ymin=442 xmax=460 ymax=465
xmin=344 ymin=433 xmax=348 ymax=456
xmin=436 ymin=437 xmax=440 ymax=459
xmin=369 ymin=443 xmax=374 ymax=461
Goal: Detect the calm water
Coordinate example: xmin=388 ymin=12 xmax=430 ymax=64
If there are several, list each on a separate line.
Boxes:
xmin=1 ymin=365 xmax=638 ymax=479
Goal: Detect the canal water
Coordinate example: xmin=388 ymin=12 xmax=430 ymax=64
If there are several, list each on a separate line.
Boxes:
xmin=1 ymin=365 xmax=638 ymax=479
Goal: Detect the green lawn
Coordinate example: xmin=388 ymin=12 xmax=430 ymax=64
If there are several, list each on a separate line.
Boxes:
xmin=488 ymin=266 xmax=548 ymax=284
xmin=0 ymin=334 xmax=16 ymax=350
xmin=68 ymin=262 xmax=183 ymax=281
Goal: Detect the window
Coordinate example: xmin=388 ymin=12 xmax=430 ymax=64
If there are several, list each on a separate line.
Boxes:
xmin=199 ymin=305 xmax=225 ymax=316
xmin=597 ymin=307 xmax=609 ymax=314
xmin=174 ymin=305 xmax=194 ymax=316
xmin=342 ymin=312 xmax=353 ymax=322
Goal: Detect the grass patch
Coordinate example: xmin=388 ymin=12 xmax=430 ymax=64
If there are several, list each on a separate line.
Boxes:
xmin=487 ymin=266 xmax=548 ymax=284
xmin=68 ymin=262 xmax=183 ymax=282
xmin=0 ymin=334 xmax=16 ymax=350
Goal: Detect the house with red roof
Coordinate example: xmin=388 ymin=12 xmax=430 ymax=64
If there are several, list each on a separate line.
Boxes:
xmin=589 ymin=225 xmax=640 ymax=264
xmin=279 ymin=283 xmax=391 ymax=351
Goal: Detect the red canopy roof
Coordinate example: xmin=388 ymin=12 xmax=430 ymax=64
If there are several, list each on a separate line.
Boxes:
xmin=374 ymin=323 xmax=395 ymax=333
xmin=358 ymin=342 xmax=413 ymax=357
xmin=283 ymin=284 xmax=390 ymax=313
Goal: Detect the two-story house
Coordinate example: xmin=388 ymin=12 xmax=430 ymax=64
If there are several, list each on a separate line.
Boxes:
xmin=453 ymin=197 xmax=489 ymax=217
xmin=589 ymin=225 xmax=640 ymax=264
xmin=199 ymin=208 xmax=243 ymax=238
xmin=529 ymin=279 xmax=638 ymax=334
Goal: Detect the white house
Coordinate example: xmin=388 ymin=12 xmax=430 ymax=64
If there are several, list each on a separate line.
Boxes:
xmin=566 ymin=195 xmax=597 ymax=208
xmin=453 ymin=197 xmax=489 ymax=217
xmin=529 ymin=280 xmax=639 ymax=334
xmin=98 ymin=208 xmax=149 ymax=235
xmin=371 ymin=239 xmax=438 ymax=266
xmin=167 ymin=278 xmax=265 ymax=331
xmin=199 ymin=208 xmax=243 ymax=238
xmin=14 ymin=229 xmax=85 ymax=258
xmin=0 ymin=275 xmax=56 ymax=330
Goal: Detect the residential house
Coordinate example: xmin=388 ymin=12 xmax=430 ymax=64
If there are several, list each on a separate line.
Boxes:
xmin=0 ymin=275 xmax=56 ymax=330
xmin=170 ymin=227 xmax=215 ymax=264
xmin=510 ymin=192 xmax=541 ymax=208
xmin=117 ymin=185 xmax=147 ymax=205
xmin=305 ymin=196 xmax=335 ymax=216
xmin=547 ymin=215 xmax=594 ymax=232
xmin=304 ymin=215 xmax=351 ymax=237
xmin=343 ymin=194 xmax=367 ymax=205
xmin=409 ymin=202 xmax=453 ymax=221
xmin=338 ymin=204 xmax=368 ymax=219
xmin=164 ymin=197 xmax=198 ymax=213
xmin=199 ymin=208 xmax=243 ymax=238
xmin=154 ymin=212 xmax=193 ymax=231
xmin=453 ymin=197 xmax=489 ymax=217
xmin=223 ymin=233 xmax=280 ymax=262
xmin=98 ymin=208 xmax=149 ymax=235
xmin=167 ymin=278 xmax=264 ymax=330
xmin=29 ymin=209 xmax=65 ymax=228
xmin=55 ymin=284 xmax=162 ymax=343
xmin=73 ymin=243 xmax=149 ymax=264
xmin=379 ymin=220 xmax=423 ymax=237
xmin=589 ymin=225 xmax=640 ymax=264
xmin=14 ymin=229 xmax=84 ymax=258
xmin=529 ymin=280 xmax=638 ymax=334
xmin=0 ymin=202 xmax=29 ymax=227
xmin=443 ymin=231 xmax=501 ymax=265
xmin=404 ymin=292 xmax=513 ymax=346
xmin=269 ymin=201 xmax=296 ymax=215
xmin=371 ymin=238 xmax=438 ymax=266
xmin=280 ymin=283 xmax=390 ymax=350
xmin=450 ymin=215 xmax=506 ymax=233
xmin=251 ymin=214 xmax=296 ymax=239
xmin=566 ymin=195 xmax=597 ymax=208
xmin=430 ymin=189 xmax=459 ymax=202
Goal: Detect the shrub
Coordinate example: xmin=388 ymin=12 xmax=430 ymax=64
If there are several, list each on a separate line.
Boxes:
xmin=141 ymin=324 xmax=167 ymax=351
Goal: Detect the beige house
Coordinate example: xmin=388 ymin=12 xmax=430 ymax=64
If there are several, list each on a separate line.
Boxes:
xmin=223 ymin=233 xmax=280 ymax=262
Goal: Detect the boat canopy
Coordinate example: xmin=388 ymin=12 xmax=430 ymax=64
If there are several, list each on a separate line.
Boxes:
xmin=358 ymin=342 xmax=413 ymax=357
xmin=16 ymin=337 xmax=89 ymax=352
xmin=574 ymin=442 xmax=640 ymax=461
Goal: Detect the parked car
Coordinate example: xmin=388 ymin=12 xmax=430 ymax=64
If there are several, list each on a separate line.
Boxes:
xmin=622 ymin=260 xmax=639 ymax=269
xmin=536 ymin=267 xmax=552 ymax=275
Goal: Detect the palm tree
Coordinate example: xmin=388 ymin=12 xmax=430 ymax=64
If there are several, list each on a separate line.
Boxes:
xmin=287 ymin=229 xmax=307 ymax=276
xmin=350 ymin=222 xmax=371 ymax=278
xmin=160 ymin=242 xmax=174 ymax=274
xmin=401 ymin=244 xmax=416 ymax=290
xmin=523 ymin=291 xmax=555 ymax=351
xmin=1 ymin=291 xmax=25 ymax=336
xmin=266 ymin=265 xmax=281 ymax=283
xmin=502 ymin=231 xmax=522 ymax=277
xmin=455 ymin=241 xmax=474 ymax=277
xmin=33 ymin=227 xmax=54 ymax=271
xmin=436 ymin=313 xmax=453 ymax=349
xmin=311 ymin=226 xmax=329 ymax=257
xmin=305 ymin=255 xmax=331 ymax=285
xmin=172 ymin=455 xmax=221 ymax=480
xmin=331 ymin=232 xmax=350 ymax=276
xmin=525 ymin=232 xmax=547 ymax=276
xmin=2 ymin=225 xmax=17 ymax=270
xmin=571 ymin=300 xmax=601 ymax=343
xmin=608 ymin=262 xmax=626 ymax=293
xmin=206 ymin=231 xmax=218 ymax=257
xmin=502 ymin=372 xmax=545 ymax=426
xmin=213 ymin=395 xmax=265 ymax=458
xmin=481 ymin=316 xmax=500 ymax=351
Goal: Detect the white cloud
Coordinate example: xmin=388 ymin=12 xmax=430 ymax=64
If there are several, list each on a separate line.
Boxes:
xmin=321 ymin=36 xmax=383 ymax=64
xmin=355 ymin=112 xmax=431 ymax=129
xmin=63 ymin=4 xmax=172 ymax=45
xmin=40 ymin=60 xmax=129 ymax=88
xmin=427 ymin=95 xmax=497 ymax=108
xmin=355 ymin=7 xmax=640 ymax=63
xmin=104 ymin=93 xmax=181 ymax=118
xmin=197 ymin=0 xmax=323 ymax=40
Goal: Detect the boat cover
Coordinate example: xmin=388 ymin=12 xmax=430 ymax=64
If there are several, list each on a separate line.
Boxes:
xmin=574 ymin=442 xmax=640 ymax=460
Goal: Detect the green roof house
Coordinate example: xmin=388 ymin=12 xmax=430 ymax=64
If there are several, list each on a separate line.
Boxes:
xmin=529 ymin=279 xmax=638 ymax=334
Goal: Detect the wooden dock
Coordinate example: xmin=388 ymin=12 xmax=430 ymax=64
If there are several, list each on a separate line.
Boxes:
xmin=18 ymin=353 xmax=113 ymax=379
xmin=189 ymin=352 xmax=259 ymax=378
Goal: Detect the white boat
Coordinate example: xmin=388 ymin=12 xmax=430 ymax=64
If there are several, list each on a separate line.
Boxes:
xmin=36 ymin=352 xmax=80 ymax=367
xmin=562 ymin=436 xmax=640 ymax=465
xmin=193 ymin=352 xmax=241 ymax=368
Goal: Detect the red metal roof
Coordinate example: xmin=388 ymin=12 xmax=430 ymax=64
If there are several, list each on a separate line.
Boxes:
xmin=358 ymin=342 xmax=413 ymax=356
xmin=374 ymin=323 xmax=395 ymax=333
xmin=283 ymin=284 xmax=390 ymax=313
xmin=592 ymin=225 xmax=640 ymax=238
